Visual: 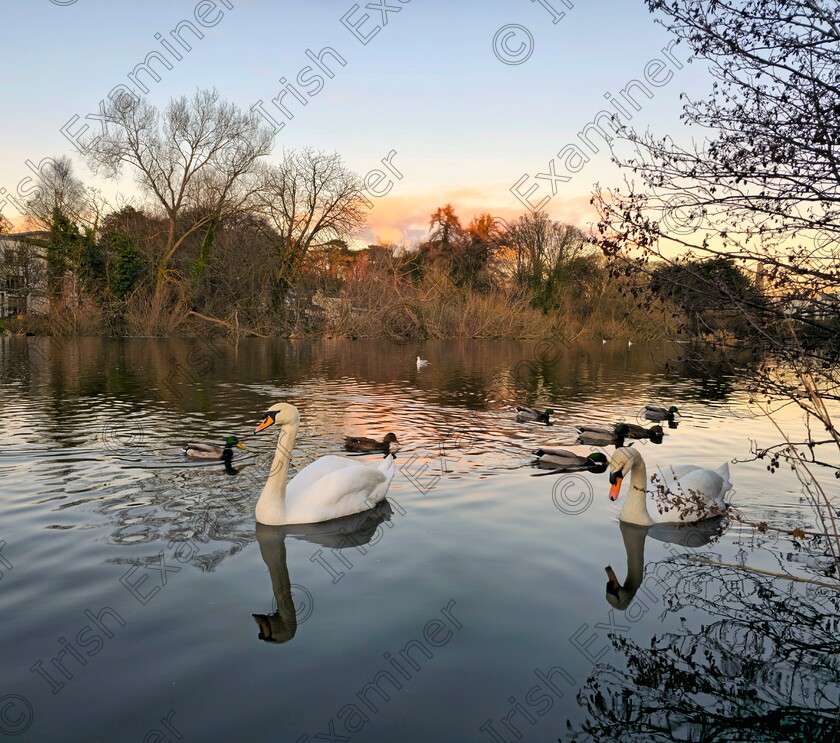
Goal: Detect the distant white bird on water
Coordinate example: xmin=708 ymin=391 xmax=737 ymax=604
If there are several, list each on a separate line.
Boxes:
xmin=628 ymin=340 xmax=633 ymax=347
xmin=417 ymin=356 xmax=428 ymax=368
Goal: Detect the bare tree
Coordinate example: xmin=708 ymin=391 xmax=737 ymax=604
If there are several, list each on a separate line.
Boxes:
xmin=85 ymin=88 xmax=275 ymax=306
xmin=506 ymin=211 xmax=590 ymax=306
xmin=23 ymin=155 xmax=87 ymax=229
xmin=591 ymin=0 xmax=840 ymax=565
xmin=255 ymin=149 xmax=368 ymax=311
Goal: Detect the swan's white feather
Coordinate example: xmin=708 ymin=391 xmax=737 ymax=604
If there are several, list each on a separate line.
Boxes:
xmin=611 ymin=447 xmax=732 ymax=525
xmin=285 ymin=455 xmax=359 ymax=493
xmin=647 ymin=467 xmax=729 ymax=523
xmin=255 ymin=403 xmax=396 ymax=526
xmin=284 ymin=457 xmax=394 ymax=524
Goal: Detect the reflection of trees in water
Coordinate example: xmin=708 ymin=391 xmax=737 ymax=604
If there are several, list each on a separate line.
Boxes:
xmin=104 ymin=456 xmax=274 ymax=573
xmin=568 ymin=557 xmax=840 ymax=742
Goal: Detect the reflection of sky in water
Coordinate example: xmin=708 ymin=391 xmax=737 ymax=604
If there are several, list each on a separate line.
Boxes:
xmin=0 ymin=337 xmax=837 ymax=741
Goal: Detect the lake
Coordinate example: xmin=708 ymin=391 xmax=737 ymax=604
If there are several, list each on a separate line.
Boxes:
xmin=0 ymin=337 xmax=837 ymax=742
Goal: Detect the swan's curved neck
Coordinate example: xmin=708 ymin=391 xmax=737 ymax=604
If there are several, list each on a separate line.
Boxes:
xmin=256 ymin=422 xmax=298 ymax=524
xmin=619 ymin=452 xmax=653 ymax=526
xmin=619 ymin=522 xmax=647 ymax=593
xmin=256 ymin=528 xmax=296 ymax=625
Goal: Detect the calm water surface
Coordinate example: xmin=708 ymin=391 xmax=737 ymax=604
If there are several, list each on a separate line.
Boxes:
xmin=0 ymin=338 xmax=837 ymax=742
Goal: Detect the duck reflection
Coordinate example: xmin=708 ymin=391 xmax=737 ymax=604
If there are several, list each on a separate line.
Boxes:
xmin=605 ymin=518 xmax=726 ymax=611
xmin=253 ymin=502 xmax=393 ymax=644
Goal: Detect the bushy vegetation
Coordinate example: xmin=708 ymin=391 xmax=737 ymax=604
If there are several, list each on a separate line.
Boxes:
xmin=0 ymin=89 xmax=697 ymax=340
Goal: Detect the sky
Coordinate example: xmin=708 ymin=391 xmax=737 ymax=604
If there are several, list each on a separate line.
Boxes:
xmin=0 ymin=0 xmax=713 ymax=245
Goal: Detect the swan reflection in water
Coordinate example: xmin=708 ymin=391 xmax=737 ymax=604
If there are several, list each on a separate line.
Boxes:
xmin=605 ymin=518 xmax=726 ymax=611
xmin=577 ymin=517 xmax=840 ymax=742
xmin=253 ymin=502 xmax=394 ymax=644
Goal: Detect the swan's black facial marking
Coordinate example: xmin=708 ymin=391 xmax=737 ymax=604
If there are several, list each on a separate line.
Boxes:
xmin=254 ymin=411 xmax=277 ymax=434
xmin=608 ymin=464 xmax=625 ymax=501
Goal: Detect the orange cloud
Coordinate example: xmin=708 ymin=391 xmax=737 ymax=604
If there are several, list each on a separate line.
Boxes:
xmin=3 ymin=214 xmax=41 ymax=233
xmin=360 ymin=186 xmax=600 ymax=245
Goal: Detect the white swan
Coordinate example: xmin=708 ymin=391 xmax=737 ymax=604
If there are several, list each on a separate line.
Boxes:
xmin=253 ymin=403 xmax=395 ymax=526
xmin=416 ymin=356 xmax=428 ymax=368
xmin=607 ymin=446 xmax=731 ymax=526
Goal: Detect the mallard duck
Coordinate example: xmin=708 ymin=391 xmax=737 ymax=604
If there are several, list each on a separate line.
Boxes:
xmin=643 ymin=404 xmax=680 ymax=422
xmin=607 ymin=446 xmax=731 ymax=526
xmin=516 ymin=406 xmax=554 ymax=423
xmin=343 ymin=433 xmax=400 ymax=454
xmin=576 ymin=423 xmax=620 ymax=436
xmin=575 ymin=423 xmax=629 ymax=447
xmin=621 ymin=423 xmax=664 ymax=441
xmin=253 ymin=403 xmax=395 ymax=525
xmin=183 ymin=436 xmax=245 ymax=460
xmin=532 ymin=448 xmax=608 ymax=472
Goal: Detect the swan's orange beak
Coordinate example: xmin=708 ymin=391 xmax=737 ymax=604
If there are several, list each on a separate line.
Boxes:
xmin=609 ymin=475 xmax=622 ymax=501
xmin=606 ymin=566 xmax=620 ymax=589
xmin=254 ymin=416 xmax=274 ymax=434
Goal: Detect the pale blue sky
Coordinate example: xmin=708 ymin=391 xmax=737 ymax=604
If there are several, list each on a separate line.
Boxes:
xmin=0 ymin=0 xmax=711 ymax=242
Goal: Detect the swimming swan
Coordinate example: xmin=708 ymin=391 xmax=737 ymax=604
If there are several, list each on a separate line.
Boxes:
xmin=254 ymin=403 xmax=395 ymax=526
xmin=608 ymin=446 xmax=731 ymax=526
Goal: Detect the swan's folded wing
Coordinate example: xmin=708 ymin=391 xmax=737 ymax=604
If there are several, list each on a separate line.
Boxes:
xmin=286 ymin=455 xmax=357 ymax=494
xmin=661 ymin=464 xmax=702 ymax=479
xmin=669 ymin=469 xmax=728 ymax=508
xmin=286 ymin=460 xmax=391 ymax=523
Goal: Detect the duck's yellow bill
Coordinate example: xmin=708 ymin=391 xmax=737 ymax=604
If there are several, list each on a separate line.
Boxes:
xmin=236 ymin=442 xmax=246 ymax=450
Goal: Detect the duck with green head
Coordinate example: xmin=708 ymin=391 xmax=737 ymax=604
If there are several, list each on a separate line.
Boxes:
xmin=575 ymin=423 xmax=630 ymax=447
xmin=516 ymin=406 xmax=554 ymax=423
xmin=532 ymin=449 xmax=609 ymax=473
xmin=183 ymin=435 xmax=245 ymax=461
xmin=643 ymin=405 xmax=680 ymax=422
